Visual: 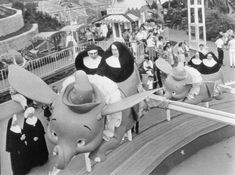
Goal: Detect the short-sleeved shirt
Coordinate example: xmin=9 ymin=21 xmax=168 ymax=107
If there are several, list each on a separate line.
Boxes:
xmin=215 ymin=38 xmax=224 ymax=49
xmin=228 ymin=38 xmax=235 ymax=51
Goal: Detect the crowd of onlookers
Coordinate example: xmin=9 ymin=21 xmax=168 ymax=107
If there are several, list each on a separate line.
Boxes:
xmin=215 ymin=29 xmax=235 ymax=68
xmin=120 ymin=21 xmax=190 ymax=91
xmin=83 ymin=23 xmax=111 ymax=42
xmin=124 ymin=22 xmax=235 ymax=91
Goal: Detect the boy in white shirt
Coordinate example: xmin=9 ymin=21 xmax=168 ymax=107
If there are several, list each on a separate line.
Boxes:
xmin=215 ymin=34 xmax=224 ymax=65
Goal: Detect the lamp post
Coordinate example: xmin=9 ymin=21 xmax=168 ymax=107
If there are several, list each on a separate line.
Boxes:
xmin=187 ymin=0 xmax=206 ymax=50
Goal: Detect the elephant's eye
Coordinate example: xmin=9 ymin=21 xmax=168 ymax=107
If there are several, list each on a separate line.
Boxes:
xmin=52 ymin=131 xmax=57 ymax=137
xmin=51 ymin=130 xmax=58 ymax=141
xmin=172 ymin=91 xmax=176 ymax=96
xmin=77 ymin=139 xmax=85 ymax=147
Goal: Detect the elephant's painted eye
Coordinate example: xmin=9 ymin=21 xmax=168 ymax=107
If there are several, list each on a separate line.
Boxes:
xmin=77 ymin=139 xmax=85 ymax=147
xmin=172 ymin=91 xmax=176 ymax=96
xmin=51 ymin=130 xmax=58 ymax=141
xmin=52 ymin=131 xmax=57 ymax=136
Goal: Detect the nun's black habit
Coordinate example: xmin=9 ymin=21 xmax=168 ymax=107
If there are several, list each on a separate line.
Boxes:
xmin=188 ymin=56 xmax=203 ymax=73
xmin=23 ymin=117 xmax=48 ymax=168
xmin=6 ymin=117 xmax=31 ymax=175
xmin=98 ymin=41 xmax=135 ymax=82
xmin=200 ymin=52 xmax=222 ymax=75
xmin=75 ymin=44 xmax=105 ymax=75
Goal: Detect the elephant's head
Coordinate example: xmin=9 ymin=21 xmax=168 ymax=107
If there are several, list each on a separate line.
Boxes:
xmin=164 ymin=75 xmax=191 ymax=100
xmin=155 ymin=58 xmax=193 ymax=100
xmin=46 ymin=72 xmax=106 ymax=169
xmin=8 ymin=65 xmax=156 ymax=170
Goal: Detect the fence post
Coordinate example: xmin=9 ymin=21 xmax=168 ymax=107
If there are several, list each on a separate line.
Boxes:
xmin=166 ymin=109 xmax=171 ymax=121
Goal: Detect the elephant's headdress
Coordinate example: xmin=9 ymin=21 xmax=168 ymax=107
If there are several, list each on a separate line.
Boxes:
xmin=155 ymin=58 xmax=192 ymax=83
xmin=171 ymin=62 xmax=190 ymax=81
xmin=62 ymin=71 xmax=102 ymax=113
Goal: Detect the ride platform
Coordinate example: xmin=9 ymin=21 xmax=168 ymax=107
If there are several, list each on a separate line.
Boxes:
xmin=1 ymin=92 xmax=235 ymax=175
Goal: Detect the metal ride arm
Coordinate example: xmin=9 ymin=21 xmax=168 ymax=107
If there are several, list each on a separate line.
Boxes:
xmin=219 ymin=81 xmax=235 ymax=94
xmin=149 ymin=94 xmax=235 ymax=126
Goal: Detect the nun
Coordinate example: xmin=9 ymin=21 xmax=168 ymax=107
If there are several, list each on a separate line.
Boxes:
xmin=188 ymin=51 xmax=203 ymax=73
xmin=201 ymin=52 xmax=222 ymax=75
xmin=75 ymin=44 xmax=105 ymax=75
xmin=6 ymin=114 xmax=31 ymax=175
xmin=23 ymin=107 xmax=49 ymax=168
xmin=98 ymin=41 xmax=135 ymax=83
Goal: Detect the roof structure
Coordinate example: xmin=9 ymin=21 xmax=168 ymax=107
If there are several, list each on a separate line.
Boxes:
xmin=112 ymin=0 xmax=147 ymax=10
xmin=97 ymin=13 xmax=139 ymax=23
xmin=60 ymin=24 xmax=85 ymax=32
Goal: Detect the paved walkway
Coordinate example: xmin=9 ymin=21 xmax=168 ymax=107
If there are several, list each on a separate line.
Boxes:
xmin=168 ymin=28 xmax=235 ymax=83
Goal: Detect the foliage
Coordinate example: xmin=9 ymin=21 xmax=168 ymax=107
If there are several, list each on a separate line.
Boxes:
xmin=164 ymin=7 xmax=188 ymax=30
xmin=12 ymin=1 xmax=64 ymax=32
xmin=163 ymin=0 xmax=235 ymax=41
xmin=145 ymin=0 xmax=164 ymax=25
xmin=207 ymin=0 xmax=229 ymax=14
xmin=205 ymin=9 xmax=235 ymax=41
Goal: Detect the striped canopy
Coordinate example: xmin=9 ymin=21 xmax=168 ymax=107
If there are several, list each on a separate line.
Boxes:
xmin=98 ymin=13 xmax=139 ymax=23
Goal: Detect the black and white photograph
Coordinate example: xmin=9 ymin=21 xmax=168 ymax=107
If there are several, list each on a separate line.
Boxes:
xmin=0 ymin=0 xmax=235 ymax=174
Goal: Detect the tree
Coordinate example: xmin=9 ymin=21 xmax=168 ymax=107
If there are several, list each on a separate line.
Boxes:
xmin=207 ymin=0 xmax=235 ymax=16
xmin=12 ymin=1 xmax=64 ymax=32
xmin=145 ymin=0 xmax=164 ymax=23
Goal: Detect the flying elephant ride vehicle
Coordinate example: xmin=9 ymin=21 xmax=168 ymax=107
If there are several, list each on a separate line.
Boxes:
xmin=155 ymin=54 xmax=235 ymax=107
xmin=8 ymin=63 xmax=158 ymax=174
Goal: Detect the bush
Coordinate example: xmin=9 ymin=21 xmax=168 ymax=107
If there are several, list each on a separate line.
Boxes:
xmin=205 ymin=9 xmax=235 ymax=41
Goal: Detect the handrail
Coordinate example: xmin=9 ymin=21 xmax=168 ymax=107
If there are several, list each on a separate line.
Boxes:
xmin=149 ymin=94 xmax=235 ymax=126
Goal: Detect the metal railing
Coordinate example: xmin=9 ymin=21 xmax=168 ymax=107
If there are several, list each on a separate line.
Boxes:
xmin=0 ymin=41 xmax=145 ymax=93
xmin=0 ymin=47 xmax=73 ymax=93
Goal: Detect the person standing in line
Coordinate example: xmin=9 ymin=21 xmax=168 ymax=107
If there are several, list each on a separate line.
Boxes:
xmin=6 ymin=92 xmax=30 ymax=175
xmin=175 ymin=42 xmax=186 ymax=65
xmin=6 ymin=114 xmax=31 ymax=175
xmin=198 ymin=44 xmax=208 ymax=59
xmin=23 ymin=107 xmax=49 ymax=168
xmin=215 ymin=34 xmax=225 ymax=65
xmin=146 ymin=75 xmax=156 ymax=90
xmin=143 ymin=56 xmax=154 ymax=75
xmin=227 ymin=35 xmax=235 ymax=68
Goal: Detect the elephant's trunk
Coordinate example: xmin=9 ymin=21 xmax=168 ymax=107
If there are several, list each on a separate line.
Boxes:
xmin=53 ymin=143 xmax=75 ymax=170
xmin=164 ymin=91 xmax=172 ymax=99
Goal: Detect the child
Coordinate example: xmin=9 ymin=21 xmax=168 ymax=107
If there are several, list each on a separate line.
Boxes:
xmin=146 ymin=74 xmax=156 ymax=90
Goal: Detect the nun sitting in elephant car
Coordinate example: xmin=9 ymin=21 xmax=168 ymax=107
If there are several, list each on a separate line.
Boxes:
xmin=155 ymin=57 xmax=224 ymax=105
xmin=97 ymin=41 xmax=135 ymax=83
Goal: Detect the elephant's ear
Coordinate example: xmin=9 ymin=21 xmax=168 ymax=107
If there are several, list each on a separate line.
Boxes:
xmin=8 ymin=65 xmax=57 ymax=104
xmin=101 ymin=89 xmax=157 ymax=115
xmin=155 ymin=58 xmax=173 ymax=75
